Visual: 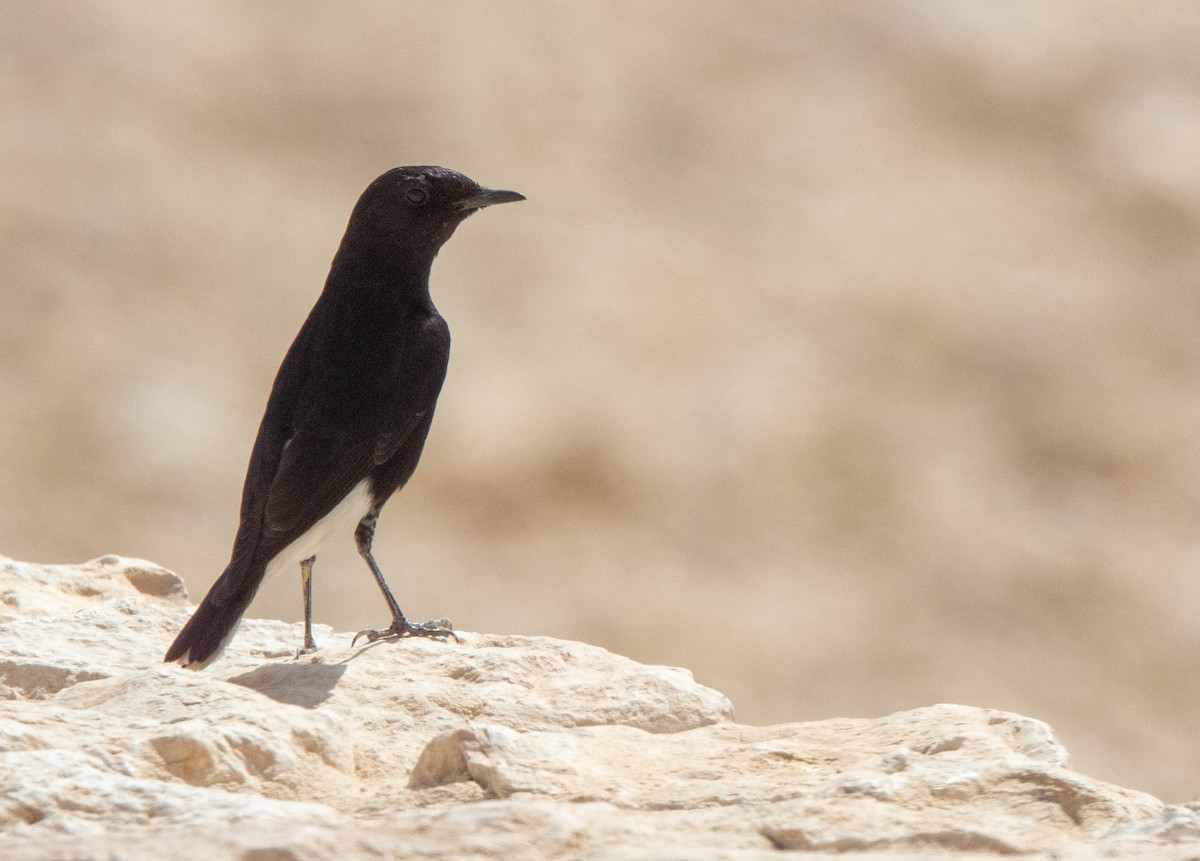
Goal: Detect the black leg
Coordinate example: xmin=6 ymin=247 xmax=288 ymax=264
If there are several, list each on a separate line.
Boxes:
xmin=297 ymin=555 xmax=318 ymax=656
xmin=351 ymin=507 xmax=457 ymax=647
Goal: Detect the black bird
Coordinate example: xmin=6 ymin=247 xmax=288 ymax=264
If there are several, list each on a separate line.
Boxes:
xmin=165 ymin=166 xmax=524 ymax=668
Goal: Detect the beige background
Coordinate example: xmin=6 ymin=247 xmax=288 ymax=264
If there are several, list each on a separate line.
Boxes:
xmin=3 ymin=2 xmax=1199 ymax=801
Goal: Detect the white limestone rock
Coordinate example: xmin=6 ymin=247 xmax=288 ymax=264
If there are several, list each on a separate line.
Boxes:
xmin=0 ymin=555 xmax=1196 ymax=860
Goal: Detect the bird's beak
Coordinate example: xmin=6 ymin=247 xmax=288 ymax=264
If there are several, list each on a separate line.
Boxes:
xmin=453 ymin=187 xmax=526 ymax=212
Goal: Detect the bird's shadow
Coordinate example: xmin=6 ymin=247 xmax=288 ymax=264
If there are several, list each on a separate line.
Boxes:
xmin=227 ymin=660 xmax=348 ymax=708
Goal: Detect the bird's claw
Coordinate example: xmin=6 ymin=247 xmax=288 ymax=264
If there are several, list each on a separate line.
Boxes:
xmin=351 ymin=617 xmax=458 ymax=648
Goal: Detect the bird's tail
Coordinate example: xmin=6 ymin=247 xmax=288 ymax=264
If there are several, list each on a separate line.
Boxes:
xmin=163 ymin=560 xmax=263 ymax=669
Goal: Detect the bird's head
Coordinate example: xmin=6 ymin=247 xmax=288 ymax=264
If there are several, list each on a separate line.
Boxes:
xmin=346 ymin=166 xmax=524 ymax=253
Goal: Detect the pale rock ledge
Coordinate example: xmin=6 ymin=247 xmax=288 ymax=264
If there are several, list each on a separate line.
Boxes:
xmin=0 ymin=555 xmax=1196 ymax=860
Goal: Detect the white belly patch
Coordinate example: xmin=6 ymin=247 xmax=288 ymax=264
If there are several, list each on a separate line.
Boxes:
xmin=264 ymin=479 xmax=374 ymax=581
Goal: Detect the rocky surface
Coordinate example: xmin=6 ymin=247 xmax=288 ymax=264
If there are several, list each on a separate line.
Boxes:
xmin=1 ymin=556 xmax=1197 ymax=860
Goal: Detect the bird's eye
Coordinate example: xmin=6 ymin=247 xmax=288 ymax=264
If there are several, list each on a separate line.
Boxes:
xmin=405 ymin=187 xmax=429 ymax=205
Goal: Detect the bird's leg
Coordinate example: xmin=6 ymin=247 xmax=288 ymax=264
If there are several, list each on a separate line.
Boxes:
xmin=296 ymin=555 xmax=318 ymax=657
xmin=351 ymin=507 xmax=458 ymax=647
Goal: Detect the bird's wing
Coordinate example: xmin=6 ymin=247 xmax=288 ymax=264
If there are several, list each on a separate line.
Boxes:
xmin=261 ymin=312 xmax=450 ymax=537
xmin=260 ymin=426 xmax=375 ymax=534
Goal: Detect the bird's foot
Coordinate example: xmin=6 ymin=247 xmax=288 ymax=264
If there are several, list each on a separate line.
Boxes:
xmin=294 ymin=625 xmax=318 ymax=660
xmin=351 ymin=616 xmax=458 ymax=648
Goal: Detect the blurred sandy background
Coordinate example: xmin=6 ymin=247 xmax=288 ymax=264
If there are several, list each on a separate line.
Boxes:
xmin=3 ymin=2 xmax=1200 ymax=801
